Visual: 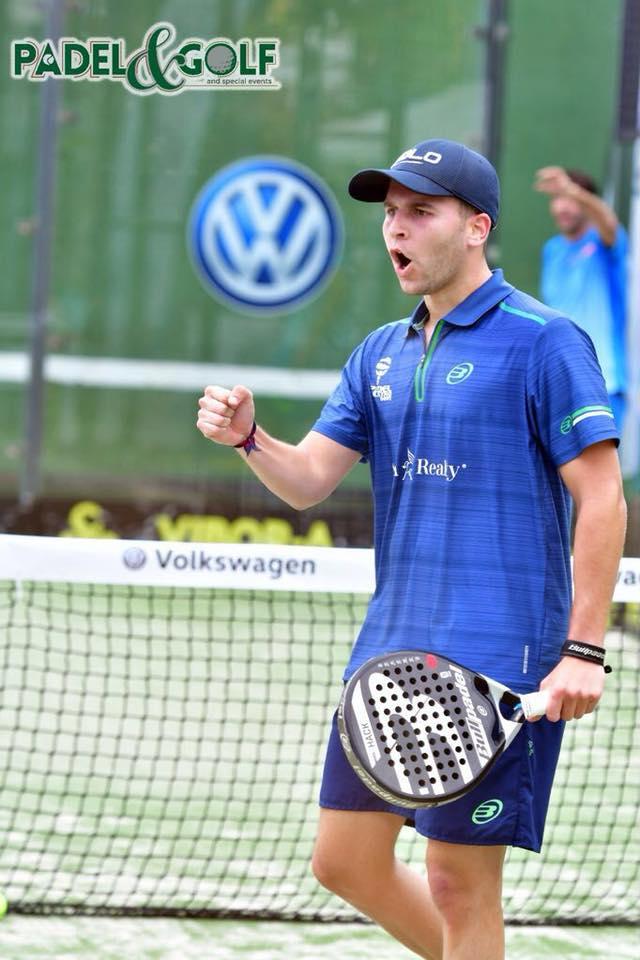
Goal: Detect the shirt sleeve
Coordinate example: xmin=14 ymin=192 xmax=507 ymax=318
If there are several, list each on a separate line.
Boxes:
xmin=526 ymin=317 xmax=620 ymax=467
xmin=603 ymin=223 xmax=627 ymax=263
xmin=312 ymin=342 xmax=369 ymax=458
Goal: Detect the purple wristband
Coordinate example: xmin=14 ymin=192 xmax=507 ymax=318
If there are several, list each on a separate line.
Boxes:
xmin=233 ymin=421 xmax=258 ymax=456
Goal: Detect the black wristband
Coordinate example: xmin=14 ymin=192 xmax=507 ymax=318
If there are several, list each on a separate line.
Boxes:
xmin=561 ymin=640 xmax=612 ymax=674
xmin=233 ymin=421 xmax=258 ymax=456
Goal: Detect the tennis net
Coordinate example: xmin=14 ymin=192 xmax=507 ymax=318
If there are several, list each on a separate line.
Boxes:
xmin=0 ymin=535 xmax=638 ymax=924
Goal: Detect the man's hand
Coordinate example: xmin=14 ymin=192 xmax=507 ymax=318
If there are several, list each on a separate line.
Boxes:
xmin=537 ymin=656 xmax=606 ymax=722
xmin=197 ymin=384 xmax=255 ymax=447
xmin=533 ymin=166 xmax=576 ymax=198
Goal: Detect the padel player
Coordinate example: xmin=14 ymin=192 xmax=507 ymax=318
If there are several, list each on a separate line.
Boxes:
xmin=196 ymin=139 xmax=626 ymax=960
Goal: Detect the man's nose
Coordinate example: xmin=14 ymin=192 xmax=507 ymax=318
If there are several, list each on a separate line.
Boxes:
xmin=389 ymin=213 xmax=408 ymax=237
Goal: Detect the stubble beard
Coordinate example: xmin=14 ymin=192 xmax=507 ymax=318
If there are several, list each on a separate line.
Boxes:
xmin=402 ymin=237 xmax=466 ymax=297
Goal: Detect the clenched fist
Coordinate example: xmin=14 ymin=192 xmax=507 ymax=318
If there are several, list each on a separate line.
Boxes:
xmin=197 ymin=384 xmax=255 ymax=447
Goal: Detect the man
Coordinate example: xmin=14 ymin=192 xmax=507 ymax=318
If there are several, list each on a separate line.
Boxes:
xmin=197 ymin=140 xmax=626 ymax=960
xmin=535 ymin=165 xmax=628 ymax=431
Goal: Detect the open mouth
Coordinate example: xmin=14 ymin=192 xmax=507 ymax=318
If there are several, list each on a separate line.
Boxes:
xmin=391 ymin=249 xmax=412 ymax=272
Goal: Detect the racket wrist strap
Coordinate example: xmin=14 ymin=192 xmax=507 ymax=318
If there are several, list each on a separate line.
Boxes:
xmin=234 ymin=421 xmax=258 ymax=456
xmin=561 ymin=640 xmax=612 ymax=673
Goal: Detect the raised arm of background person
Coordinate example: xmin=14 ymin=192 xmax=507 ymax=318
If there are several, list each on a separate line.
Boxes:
xmin=196 ymin=384 xmax=362 ymax=510
xmin=539 ymin=440 xmax=626 ymax=722
xmin=534 ymin=166 xmax=619 ymax=247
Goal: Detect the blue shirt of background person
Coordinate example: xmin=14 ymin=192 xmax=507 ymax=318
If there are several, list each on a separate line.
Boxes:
xmin=535 ymin=166 xmax=628 ymax=432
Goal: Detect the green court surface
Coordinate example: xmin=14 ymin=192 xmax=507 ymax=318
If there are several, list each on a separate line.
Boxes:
xmin=0 ymin=917 xmax=638 ymax=959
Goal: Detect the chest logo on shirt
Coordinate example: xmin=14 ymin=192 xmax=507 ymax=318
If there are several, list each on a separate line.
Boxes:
xmin=446 ymin=362 xmax=474 ymax=385
xmin=392 ymin=448 xmax=467 ymax=482
xmin=577 ymin=240 xmax=597 ymax=260
xmin=371 ymin=355 xmax=393 ymax=401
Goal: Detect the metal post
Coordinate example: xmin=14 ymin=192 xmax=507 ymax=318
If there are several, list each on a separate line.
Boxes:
xmin=622 ymin=137 xmax=640 ymax=477
xmin=615 ymin=0 xmax=640 ymax=476
xmin=19 ymin=0 xmax=64 ymax=507
xmin=479 ymin=0 xmax=509 ymax=170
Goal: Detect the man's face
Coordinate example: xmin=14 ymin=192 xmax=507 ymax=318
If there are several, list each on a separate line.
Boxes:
xmin=382 ymin=182 xmax=471 ymax=296
xmin=549 ymin=194 xmax=588 ymax=238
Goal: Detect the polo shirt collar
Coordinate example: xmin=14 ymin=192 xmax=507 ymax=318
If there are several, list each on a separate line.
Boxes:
xmin=407 ymin=269 xmax=514 ymax=335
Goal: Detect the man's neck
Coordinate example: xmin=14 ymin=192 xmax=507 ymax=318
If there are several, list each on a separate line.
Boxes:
xmin=422 ymin=263 xmax=493 ymax=340
xmin=561 ymin=222 xmax=590 ymax=242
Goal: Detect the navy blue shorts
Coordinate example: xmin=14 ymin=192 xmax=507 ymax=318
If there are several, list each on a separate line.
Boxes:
xmin=319 ymin=710 xmax=564 ymax=852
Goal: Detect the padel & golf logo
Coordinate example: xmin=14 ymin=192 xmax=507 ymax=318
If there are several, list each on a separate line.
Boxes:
xmin=10 ymin=22 xmax=281 ymax=95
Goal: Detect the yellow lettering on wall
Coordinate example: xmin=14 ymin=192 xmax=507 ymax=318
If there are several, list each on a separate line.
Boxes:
xmin=60 ymin=500 xmax=118 ymax=539
xmin=154 ymin=513 xmax=333 ymax=545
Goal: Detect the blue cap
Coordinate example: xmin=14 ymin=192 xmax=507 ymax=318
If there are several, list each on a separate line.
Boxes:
xmin=348 ymin=139 xmax=500 ymax=228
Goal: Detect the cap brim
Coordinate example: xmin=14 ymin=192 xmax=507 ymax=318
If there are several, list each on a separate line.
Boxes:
xmin=348 ymin=168 xmax=454 ymax=202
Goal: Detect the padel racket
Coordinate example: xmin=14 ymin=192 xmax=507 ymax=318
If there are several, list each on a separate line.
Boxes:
xmin=338 ymin=650 xmax=549 ymax=808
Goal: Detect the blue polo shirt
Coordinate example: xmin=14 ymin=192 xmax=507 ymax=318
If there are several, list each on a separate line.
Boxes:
xmin=541 ymin=225 xmax=628 ymax=396
xmin=313 ymin=270 xmax=619 ymax=690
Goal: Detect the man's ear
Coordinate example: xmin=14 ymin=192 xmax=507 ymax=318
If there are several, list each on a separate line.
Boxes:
xmin=467 ymin=212 xmax=492 ymax=247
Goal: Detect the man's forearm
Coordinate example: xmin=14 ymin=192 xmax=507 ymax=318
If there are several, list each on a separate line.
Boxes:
xmin=568 ymin=182 xmax=618 ymax=247
xmin=235 ymin=425 xmax=360 ymax=511
xmin=234 ymin=426 xmax=318 ymax=509
xmin=568 ymin=492 xmax=627 ymax=646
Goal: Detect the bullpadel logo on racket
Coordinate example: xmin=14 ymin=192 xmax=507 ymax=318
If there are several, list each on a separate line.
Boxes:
xmin=11 ymin=22 xmax=281 ymax=95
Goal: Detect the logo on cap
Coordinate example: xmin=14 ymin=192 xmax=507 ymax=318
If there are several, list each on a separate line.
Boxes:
xmin=393 ymin=147 xmax=442 ymax=167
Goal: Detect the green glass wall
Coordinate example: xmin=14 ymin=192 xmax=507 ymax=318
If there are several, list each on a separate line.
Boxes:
xmin=0 ymin=0 xmax=628 ymax=510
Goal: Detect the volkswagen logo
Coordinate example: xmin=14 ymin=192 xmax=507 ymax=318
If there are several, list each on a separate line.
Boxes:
xmin=188 ymin=156 xmax=343 ymax=313
xmin=122 ymin=547 xmax=147 ymax=571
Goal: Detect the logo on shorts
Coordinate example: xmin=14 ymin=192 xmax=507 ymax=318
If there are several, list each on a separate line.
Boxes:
xmin=471 ymin=799 xmax=503 ymax=824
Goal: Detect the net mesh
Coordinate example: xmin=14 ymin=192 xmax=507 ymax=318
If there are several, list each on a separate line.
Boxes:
xmin=0 ymin=537 xmax=638 ymax=925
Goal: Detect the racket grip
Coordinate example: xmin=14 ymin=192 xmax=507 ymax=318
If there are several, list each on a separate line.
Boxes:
xmin=519 ymin=689 xmax=549 ymax=720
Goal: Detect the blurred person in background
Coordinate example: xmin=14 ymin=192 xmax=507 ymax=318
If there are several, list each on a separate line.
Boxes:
xmin=535 ymin=166 xmax=628 ymax=433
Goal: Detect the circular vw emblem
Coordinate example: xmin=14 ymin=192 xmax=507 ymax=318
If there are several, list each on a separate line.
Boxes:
xmin=189 ymin=156 xmax=343 ymax=314
xmin=446 ymin=362 xmax=474 ymax=384
xmin=122 ymin=547 xmax=147 ymax=571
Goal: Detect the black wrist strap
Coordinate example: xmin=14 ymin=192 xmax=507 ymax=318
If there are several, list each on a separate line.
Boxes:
xmin=561 ymin=640 xmax=612 ymax=674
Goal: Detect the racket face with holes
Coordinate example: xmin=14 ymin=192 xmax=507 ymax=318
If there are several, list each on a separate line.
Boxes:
xmin=338 ymin=650 xmax=523 ymax=808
